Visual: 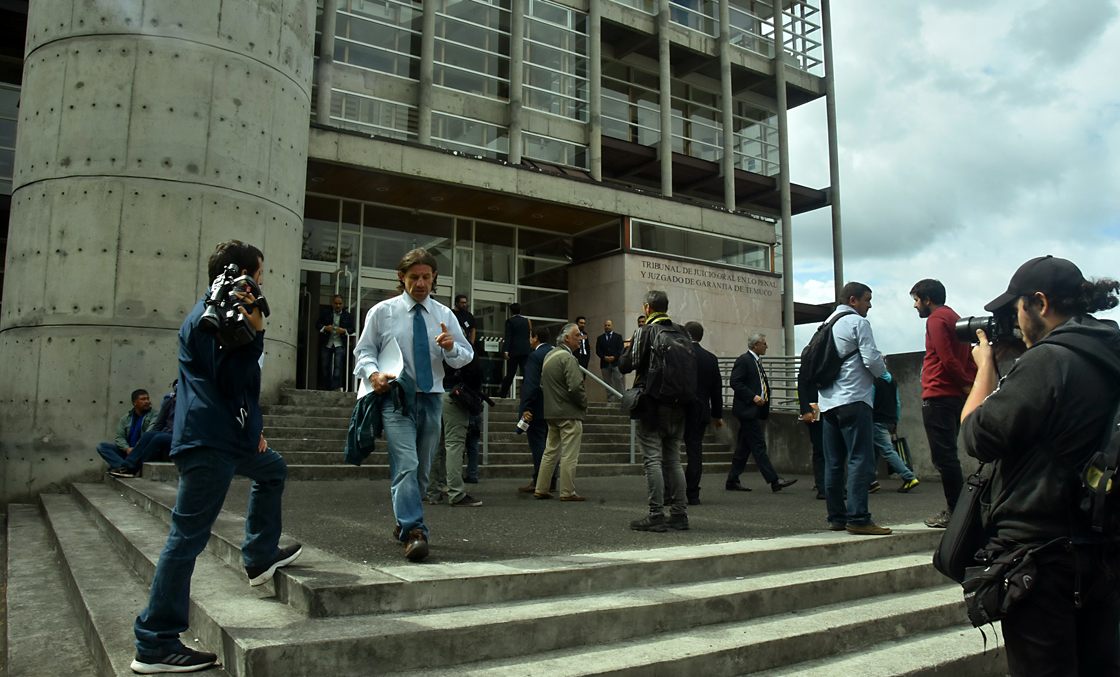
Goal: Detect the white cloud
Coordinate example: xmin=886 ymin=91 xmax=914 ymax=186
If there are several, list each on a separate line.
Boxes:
xmin=786 ymin=0 xmax=1120 ymax=355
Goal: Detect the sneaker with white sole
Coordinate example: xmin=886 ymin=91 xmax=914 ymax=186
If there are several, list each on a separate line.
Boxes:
xmin=130 ymin=646 xmax=218 ymax=674
xmin=925 ymin=509 xmax=952 ymax=528
xmin=246 ymin=543 xmax=303 ymax=587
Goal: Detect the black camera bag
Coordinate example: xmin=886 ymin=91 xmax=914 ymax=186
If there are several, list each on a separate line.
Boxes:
xmin=933 ymin=463 xmax=991 ymax=584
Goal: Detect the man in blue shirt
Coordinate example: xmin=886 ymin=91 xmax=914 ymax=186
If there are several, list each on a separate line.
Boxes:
xmin=131 ymin=241 xmax=301 ymax=674
xmin=818 ymin=282 xmax=891 ymax=536
xmin=353 ymin=248 xmax=474 ymax=562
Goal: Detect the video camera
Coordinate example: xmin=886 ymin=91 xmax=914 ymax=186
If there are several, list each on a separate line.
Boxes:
xmin=954 ymin=307 xmax=1021 ymax=345
xmin=199 ymin=263 xmax=271 ymax=349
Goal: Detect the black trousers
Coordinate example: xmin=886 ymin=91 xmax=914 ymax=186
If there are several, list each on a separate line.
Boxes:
xmin=922 ymin=396 xmax=965 ymax=511
xmin=727 ymin=415 xmax=778 ymax=486
xmin=808 ymin=421 xmax=825 ymax=492
xmin=1002 ymin=546 xmax=1120 ymax=677
xmin=683 ymin=414 xmax=708 ymax=500
xmin=499 ymin=354 xmax=528 ymax=398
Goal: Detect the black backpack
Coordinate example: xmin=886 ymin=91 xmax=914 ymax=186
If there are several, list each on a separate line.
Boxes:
xmin=644 ymin=320 xmax=697 ymax=405
xmin=800 ymin=311 xmax=859 ymax=390
xmin=1046 ymin=332 xmax=1120 ymax=535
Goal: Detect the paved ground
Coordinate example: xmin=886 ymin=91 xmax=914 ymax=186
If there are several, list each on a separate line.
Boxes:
xmin=223 ymin=473 xmax=948 ymax=566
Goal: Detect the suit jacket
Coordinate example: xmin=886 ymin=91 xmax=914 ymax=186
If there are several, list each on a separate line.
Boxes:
xmin=730 ymin=351 xmax=770 ymax=421
xmin=503 ymin=315 xmax=532 ymax=357
xmin=595 ymin=331 xmax=624 ymax=369
xmin=542 ymin=346 xmax=587 ymax=421
xmin=519 ymin=343 xmax=553 ymax=419
xmin=576 ymin=332 xmax=591 ymax=369
xmin=691 ymin=342 xmax=725 ymax=422
xmin=315 ymin=307 xmax=356 ymax=338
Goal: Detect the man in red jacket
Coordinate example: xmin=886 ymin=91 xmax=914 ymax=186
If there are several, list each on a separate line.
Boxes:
xmin=911 ymin=279 xmax=977 ymax=528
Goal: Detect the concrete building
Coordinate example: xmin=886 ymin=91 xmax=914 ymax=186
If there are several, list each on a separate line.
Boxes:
xmin=0 ymin=0 xmax=841 ymax=503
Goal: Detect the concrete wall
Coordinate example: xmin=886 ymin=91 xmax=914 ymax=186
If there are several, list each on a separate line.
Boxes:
xmin=0 ymin=0 xmax=316 ymax=504
xmin=737 ymin=351 xmax=980 ymax=487
xmin=569 ymin=251 xmax=782 ymax=402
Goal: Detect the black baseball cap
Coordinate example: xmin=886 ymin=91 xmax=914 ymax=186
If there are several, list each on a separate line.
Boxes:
xmin=984 ymin=255 xmax=1086 ymax=311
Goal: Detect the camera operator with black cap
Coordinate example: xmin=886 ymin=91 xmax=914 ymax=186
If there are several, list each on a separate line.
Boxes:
xmin=960 ymin=255 xmax=1120 ymax=676
xmin=130 ymin=240 xmax=302 ymax=674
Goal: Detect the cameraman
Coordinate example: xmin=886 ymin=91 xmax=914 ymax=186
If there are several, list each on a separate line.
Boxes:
xmin=961 ymin=255 xmax=1120 ymax=676
xmin=131 ymin=241 xmax=301 ymax=674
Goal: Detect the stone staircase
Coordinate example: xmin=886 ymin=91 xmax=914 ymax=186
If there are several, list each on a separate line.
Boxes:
xmin=142 ymin=389 xmax=737 ymax=482
xmin=6 ymin=476 xmax=1008 ymax=676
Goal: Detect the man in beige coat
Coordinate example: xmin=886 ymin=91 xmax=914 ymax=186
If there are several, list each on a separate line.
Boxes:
xmin=534 ymin=323 xmax=588 ymax=501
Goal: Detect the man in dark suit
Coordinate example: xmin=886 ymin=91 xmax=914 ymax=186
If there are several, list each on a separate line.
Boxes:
xmin=595 ymin=319 xmax=625 ymax=402
xmin=682 ymin=322 xmax=724 ymax=504
xmin=574 ymin=316 xmax=591 ymax=370
xmin=500 ymin=303 xmax=532 ymax=398
xmin=727 ymin=332 xmax=797 ymax=493
xmin=518 ymin=327 xmax=556 ymax=493
xmin=315 ymin=295 xmax=356 ymax=390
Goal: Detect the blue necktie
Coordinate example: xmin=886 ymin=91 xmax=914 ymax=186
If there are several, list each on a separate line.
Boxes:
xmin=413 ymin=304 xmax=434 ymax=392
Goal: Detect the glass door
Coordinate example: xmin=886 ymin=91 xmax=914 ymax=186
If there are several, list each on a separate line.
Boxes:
xmin=472 ymin=287 xmax=517 ymax=396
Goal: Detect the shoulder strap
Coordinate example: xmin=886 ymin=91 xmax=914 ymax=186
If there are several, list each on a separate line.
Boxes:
xmin=543 ymin=348 xmax=565 ymax=369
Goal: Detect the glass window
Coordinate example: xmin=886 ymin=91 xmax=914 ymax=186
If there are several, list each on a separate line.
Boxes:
xmin=334 ymin=0 xmax=422 ymax=80
xmin=360 ymin=203 xmax=454 ymax=274
xmin=630 ymin=219 xmax=771 ymax=271
xmin=522 ymin=0 xmax=588 ymax=121
xmin=522 ymin=132 xmax=587 ymax=169
xmin=329 ymin=91 xmax=418 ymax=140
xmin=519 ymin=257 xmax=568 ymax=289
xmin=432 ymin=112 xmax=510 ymax=159
xmin=572 ymin=221 xmax=622 ymax=262
xmin=519 ymin=287 xmax=568 ymax=320
xmin=518 ymin=228 xmax=571 ymax=260
xmin=434 ymin=0 xmax=511 ymax=99
xmin=473 ymin=222 xmax=515 ymax=283
xmin=303 ymin=196 xmax=341 ymax=262
xmin=601 ymin=60 xmax=661 ymax=147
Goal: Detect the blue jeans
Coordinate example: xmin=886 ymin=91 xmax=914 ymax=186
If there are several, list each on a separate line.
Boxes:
xmin=320 ymin=344 xmax=346 ymax=390
xmin=872 ymin=422 xmax=915 ymax=482
xmin=97 ymin=441 xmax=127 ymax=468
xmin=122 ymin=432 xmax=173 ymax=471
xmin=382 ymin=393 xmax=442 ymax=540
xmin=822 ymin=402 xmax=876 ymax=527
xmin=134 ymin=446 xmax=288 ymax=656
xmin=465 ymin=412 xmax=482 ymax=480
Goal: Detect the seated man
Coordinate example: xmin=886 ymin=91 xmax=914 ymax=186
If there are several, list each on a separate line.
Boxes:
xmin=109 ymin=381 xmax=178 ymax=478
xmin=96 ymin=389 xmax=158 ymax=471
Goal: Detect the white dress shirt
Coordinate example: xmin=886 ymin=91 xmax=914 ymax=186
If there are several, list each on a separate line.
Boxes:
xmin=353 ymin=292 xmax=474 ymax=398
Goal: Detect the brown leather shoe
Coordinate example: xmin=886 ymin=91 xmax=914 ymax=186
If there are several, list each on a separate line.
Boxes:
xmin=392 ymin=524 xmax=402 ymax=541
xmin=846 ymin=523 xmax=892 ymax=536
xmin=518 ymin=482 xmax=536 ymax=493
xmin=827 ymin=524 xmax=846 ymax=531
xmin=533 ymin=491 xmax=552 ymax=500
xmin=404 ymin=529 xmax=429 ymax=561
xmin=560 ymin=494 xmax=586 ymax=501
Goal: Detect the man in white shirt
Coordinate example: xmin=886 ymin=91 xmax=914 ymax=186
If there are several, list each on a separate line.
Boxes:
xmin=353 ymin=248 xmax=473 ymax=562
xmin=818 ymin=282 xmax=891 ymax=536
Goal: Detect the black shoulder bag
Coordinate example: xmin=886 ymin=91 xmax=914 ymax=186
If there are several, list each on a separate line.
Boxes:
xmin=932 ymin=463 xmax=991 ymax=584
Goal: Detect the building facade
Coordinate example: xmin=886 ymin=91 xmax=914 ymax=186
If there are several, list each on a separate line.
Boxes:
xmin=0 ymin=0 xmax=835 ymax=503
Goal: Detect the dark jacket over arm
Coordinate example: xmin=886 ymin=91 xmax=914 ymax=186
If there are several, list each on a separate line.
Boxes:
xmin=730 ymin=353 xmax=768 ymax=420
xmin=504 ymin=316 xmax=532 ymax=357
xmin=693 ymin=342 xmax=724 ymax=420
xmin=519 ymin=344 xmax=553 ymax=418
xmin=595 ymin=332 xmax=624 ymax=369
xmin=172 ymin=298 xmax=266 ymax=457
xmin=961 ymin=316 xmax=1120 ymax=542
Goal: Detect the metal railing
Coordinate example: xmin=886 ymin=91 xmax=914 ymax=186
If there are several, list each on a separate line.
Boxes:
xmin=717 ymin=354 xmax=801 ymax=412
xmin=579 ymin=365 xmax=637 ymax=464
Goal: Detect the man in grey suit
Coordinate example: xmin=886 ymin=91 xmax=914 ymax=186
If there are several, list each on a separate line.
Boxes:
xmin=500 ymin=303 xmax=532 ymax=398
xmin=726 ymin=332 xmax=797 ymax=493
xmin=534 ymin=324 xmax=587 ymax=501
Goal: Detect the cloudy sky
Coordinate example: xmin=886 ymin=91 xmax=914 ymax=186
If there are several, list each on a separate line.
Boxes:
xmin=787 ymin=0 xmax=1120 ymax=355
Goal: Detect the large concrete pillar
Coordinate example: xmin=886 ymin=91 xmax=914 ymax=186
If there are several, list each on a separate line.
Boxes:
xmin=821 ymin=0 xmax=844 ymax=300
xmin=657 ymin=0 xmax=673 ymax=197
xmin=509 ymin=0 xmax=526 ymax=165
xmin=589 ymin=0 xmax=602 ymax=182
xmin=773 ymin=3 xmax=795 ymax=356
xmin=1 ymin=0 xmax=316 ymax=503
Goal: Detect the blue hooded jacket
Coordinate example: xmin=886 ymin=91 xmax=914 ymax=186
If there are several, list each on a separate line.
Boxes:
xmin=171 ymin=297 xmax=264 ymax=456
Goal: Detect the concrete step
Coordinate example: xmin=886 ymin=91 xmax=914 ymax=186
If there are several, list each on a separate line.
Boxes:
xmin=34 ymin=495 xmax=233 ymax=677
xmin=262 ymin=423 xmax=636 ymax=439
xmin=753 ymin=623 xmax=1006 ymax=676
xmin=97 ymin=479 xmax=941 ymax=620
xmin=267 ymin=434 xmax=633 ymax=452
xmin=261 ymin=403 xmax=633 ymax=426
xmin=273 ymin=450 xmax=643 ymax=466
xmin=68 ymin=481 xmax=964 ymax=677
xmin=137 ymin=462 xmax=739 ymax=482
xmin=278 ymin=389 xmax=626 ymax=415
xmin=6 ymin=504 xmax=99 ymax=677
xmin=378 ymin=587 xmax=972 ymax=677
